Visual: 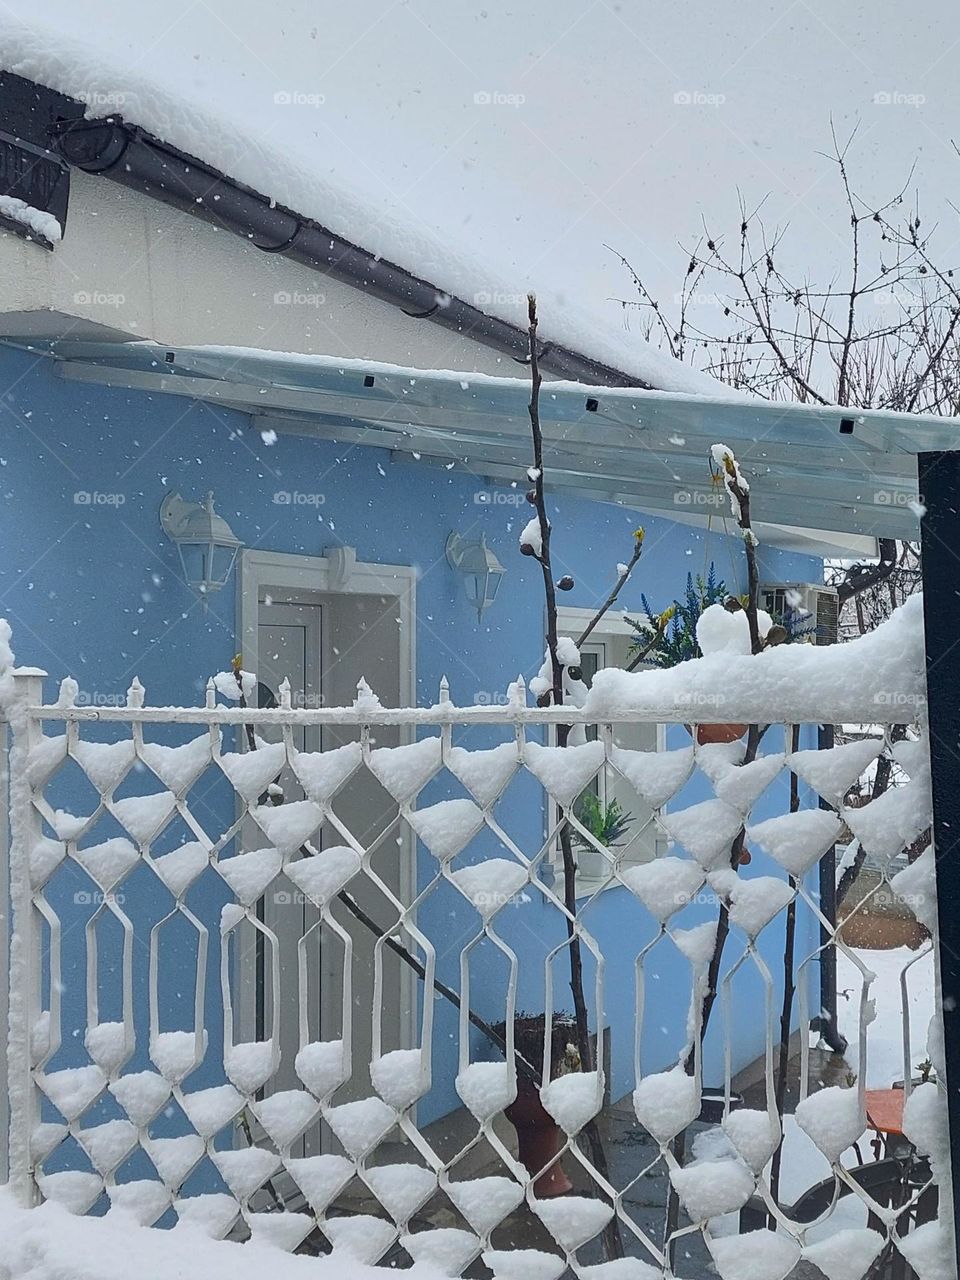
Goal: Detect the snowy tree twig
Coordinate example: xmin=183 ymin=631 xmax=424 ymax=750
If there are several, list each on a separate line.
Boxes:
xmin=769 ymin=725 xmax=800 ymax=1212
xmin=668 ymin=448 xmax=765 ymax=1258
xmin=524 ymin=293 xmax=624 ymax=1261
xmin=712 ymin=445 xmax=762 ymax=654
xmin=525 ymin=295 xmax=564 ymax=710
xmin=575 ymin=529 xmax=645 ymax=648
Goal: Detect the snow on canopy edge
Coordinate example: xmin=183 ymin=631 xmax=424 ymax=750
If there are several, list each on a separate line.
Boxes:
xmin=0 ymin=18 xmax=742 ymax=399
xmin=585 ymin=595 xmax=925 ymax=724
xmin=164 ymin=343 xmax=762 ymax=407
xmin=0 ymin=193 xmax=62 ymax=242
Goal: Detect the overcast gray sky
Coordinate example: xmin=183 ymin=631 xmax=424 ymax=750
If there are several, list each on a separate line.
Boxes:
xmin=10 ymin=0 xmax=960 ymax=344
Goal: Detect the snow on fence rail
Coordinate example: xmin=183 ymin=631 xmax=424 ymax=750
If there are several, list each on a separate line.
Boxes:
xmin=3 ymin=602 xmax=953 ymax=1279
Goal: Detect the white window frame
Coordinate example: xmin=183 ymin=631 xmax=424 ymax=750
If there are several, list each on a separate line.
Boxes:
xmin=550 ymin=607 xmax=667 ymax=896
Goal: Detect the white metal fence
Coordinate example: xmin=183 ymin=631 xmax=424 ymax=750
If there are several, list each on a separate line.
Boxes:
xmin=3 ymin=666 xmax=950 ymax=1278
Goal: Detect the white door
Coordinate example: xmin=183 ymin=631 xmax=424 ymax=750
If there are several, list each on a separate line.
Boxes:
xmin=254 ymin=603 xmax=323 ymax=1106
xmin=247 ymin=588 xmax=410 ymax=1155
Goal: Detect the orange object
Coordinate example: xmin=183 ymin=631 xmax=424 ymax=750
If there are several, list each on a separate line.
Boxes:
xmin=694 ymin=722 xmax=748 ymax=745
xmin=865 ymin=1088 xmax=906 ymax=1137
xmin=505 ymin=1082 xmax=573 ymax=1197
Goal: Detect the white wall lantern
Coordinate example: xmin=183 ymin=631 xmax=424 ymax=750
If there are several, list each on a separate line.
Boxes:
xmin=446 ymin=531 xmax=506 ymax=620
xmin=160 ymin=491 xmax=242 ymax=607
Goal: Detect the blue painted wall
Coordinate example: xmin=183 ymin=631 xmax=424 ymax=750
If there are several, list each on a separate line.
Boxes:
xmin=0 ymin=345 xmax=823 ymax=1153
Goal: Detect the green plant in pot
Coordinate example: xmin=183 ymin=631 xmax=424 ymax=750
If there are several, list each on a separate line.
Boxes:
xmin=629 ymin=565 xmax=749 ymax=745
xmin=635 ymin=564 xmax=728 ymax=667
xmin=496 ymin=812 xmax=628 ymax=1194
xmin=496 ymin=1012 xmax=582 ymax=1197
xmin=572 ymin=793 xmax=633 ymax=879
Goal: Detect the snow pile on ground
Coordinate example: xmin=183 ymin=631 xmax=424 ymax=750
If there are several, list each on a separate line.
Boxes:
xmin=586 ymin=595 xmax=925 ymax=725
xmin=0 ymin=1189 xmax=446 ymax=1280
xmin=835 ymin=945 xmax=935 ymax=1089
xmin=769 ymin=942 xmax=941 ymax=1252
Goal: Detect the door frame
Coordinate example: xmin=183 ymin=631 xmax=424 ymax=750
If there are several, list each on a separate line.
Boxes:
xmin=235 ymin=547 xmax=418 ymax=1063
xmin=239 ymin=548 xmax=416 ymax=698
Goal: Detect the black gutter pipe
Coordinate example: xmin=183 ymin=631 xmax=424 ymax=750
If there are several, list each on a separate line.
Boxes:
xmin=51 ymin=116 xmax=644 ymax=390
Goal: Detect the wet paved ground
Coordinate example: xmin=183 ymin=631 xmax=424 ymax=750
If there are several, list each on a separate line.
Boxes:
xmin=365 ymin=1095 xmax=719 ymax=1276
xmin=303 ymin=1042 xmax=857 ymax=1276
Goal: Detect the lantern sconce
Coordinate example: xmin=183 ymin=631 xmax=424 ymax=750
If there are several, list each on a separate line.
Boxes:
xmin=160 ymin=491 xmax=243 ymax=609
xmin=446 ymin=531 xmax=507 ymax=621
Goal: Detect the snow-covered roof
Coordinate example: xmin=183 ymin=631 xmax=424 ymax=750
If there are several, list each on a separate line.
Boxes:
xmin=0 ymin=18 xmax=736 ymax=397
xmin=44 ymin=338 xmax=952 ymax=546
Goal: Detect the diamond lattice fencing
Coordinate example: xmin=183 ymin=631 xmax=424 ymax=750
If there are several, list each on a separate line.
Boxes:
xmin=3 ymin=667 xmax=951 ymax=1279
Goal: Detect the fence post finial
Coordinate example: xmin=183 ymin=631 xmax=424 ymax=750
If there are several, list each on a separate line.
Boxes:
xmin=126 ymin=677 xmax=145 ymax=710
xmin=279 ymin=677 xmax=292 ymax=710
xmin=509 ymin=674 xmax=527 ymax=709
xmin=354 ymin=677 xmax=382 ymax=711
xmin=205 ymin=677 xmax=216 ymax=710
xmin=439 ymin=675 xmax=450 ymax=706
xmin=55 ymin=676 xmax=77 ymax=709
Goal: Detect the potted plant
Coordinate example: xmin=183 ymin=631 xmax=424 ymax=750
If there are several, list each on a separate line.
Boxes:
xmin=497 ymin=1012 xmax=583 ymax=1197
xmin=629 ymin=565 xmax=749 ymax=744
xmin=572 ymin=793 xmax=633 ymax=878
xmin=635 ymin=565 xmax=728 ymax=667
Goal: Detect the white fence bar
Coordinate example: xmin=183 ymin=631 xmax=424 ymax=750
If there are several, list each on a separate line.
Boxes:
xmin=3 ymin=665 xmax=948 ymax=1277
xmin=7 ymin=670 xmax=47 ymax=1206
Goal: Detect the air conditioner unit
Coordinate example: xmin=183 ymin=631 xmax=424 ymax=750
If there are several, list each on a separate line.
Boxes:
xmin=760 ymin=582 xmax=839 ymax=645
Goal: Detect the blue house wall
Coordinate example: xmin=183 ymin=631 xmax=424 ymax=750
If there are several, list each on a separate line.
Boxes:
xmin=0 ymin=344 xmax=824 ymax=1148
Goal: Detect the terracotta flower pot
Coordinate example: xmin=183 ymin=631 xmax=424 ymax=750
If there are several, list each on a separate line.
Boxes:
xmin=505 ymin=1077 xmax=573 ymax=1197
xmin=682 ymin=724 xmax=752 ymax=864
xmin=691 ymin=722 xmax=748 ymax=746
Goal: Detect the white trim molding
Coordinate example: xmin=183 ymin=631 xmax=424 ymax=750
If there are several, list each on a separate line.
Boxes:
xmin=557 ymin=604 xmax=650 ymax=641
xmin=238 ymin=548 xmax=417 ymax=709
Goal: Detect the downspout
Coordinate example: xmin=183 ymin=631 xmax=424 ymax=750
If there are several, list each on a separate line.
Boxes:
xmin=51 ymin=116 xmax=644 ymax=390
